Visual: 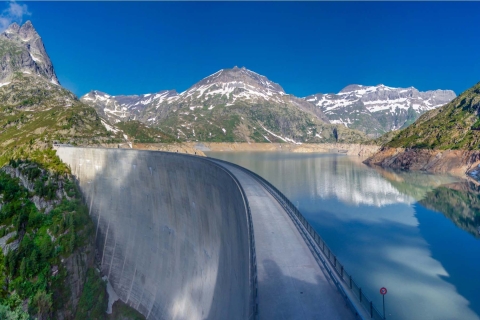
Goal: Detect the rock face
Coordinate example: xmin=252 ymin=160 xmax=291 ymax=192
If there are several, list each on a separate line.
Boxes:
xmin=305 ymin=84 xmax=456 ymax=136
xmin=0 ymin=21 xmax=59 ymax=84
xmin=82 ymin=67 xmax=368 ymax=144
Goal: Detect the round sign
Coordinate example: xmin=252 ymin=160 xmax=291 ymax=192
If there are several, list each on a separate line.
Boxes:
xmin=380 ymin=287 xmax=387 ymax=295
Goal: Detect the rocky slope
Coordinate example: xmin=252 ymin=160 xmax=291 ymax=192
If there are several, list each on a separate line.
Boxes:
xmin=305 ymin=84 xmax=455 ymax=136
xmin=0 ymin=21 xmax=59 ymax=84
xmin=365 ymin=147 xmax=480 ymax=176
xmin=82 ymin=67 xmax=367 ymax=144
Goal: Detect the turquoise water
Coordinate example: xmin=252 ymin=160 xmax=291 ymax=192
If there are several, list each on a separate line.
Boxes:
xmin=206 ymin=151 xmax=480 ymax=320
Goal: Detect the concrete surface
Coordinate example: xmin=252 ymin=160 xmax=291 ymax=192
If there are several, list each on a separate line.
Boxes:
xmin=57 ymin=147 xmax=251 ymax=320
xmin=58 ymin=147 xmax=355 ymax=320
xmin=213 ymin=161 xmax=355 ymax=320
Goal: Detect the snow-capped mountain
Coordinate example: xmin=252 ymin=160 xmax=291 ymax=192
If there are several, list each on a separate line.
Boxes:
xmin=81 ymin=89 xmax=178 ymax=122
xmin=82 ymin=67 xmax=328 ymax=124
xmin=305 ymin=84 xmax=456 ymax=136
xmin=0 ymin=21 xmax=59 ymax=84
xmin=81 ymin=67 xmax=362 ymax=144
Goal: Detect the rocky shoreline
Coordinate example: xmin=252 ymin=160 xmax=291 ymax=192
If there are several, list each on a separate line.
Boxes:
xmin=363 ymin=147 xmax=480 ymax=179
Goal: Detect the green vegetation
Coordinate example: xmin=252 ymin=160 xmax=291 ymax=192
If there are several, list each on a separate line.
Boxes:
xmin=0 ymin=161 xmax=95 ymax=318
xmin=116 ymin=120 xmax=177 ymax=143
xmin=155 ymin=101 xmax=367 ymax=144
xmin=0 ymin=73 xmax=123 ymax=166
xmin=108 ymin=301 xmax=146 ymax=320
xmin=386 ymin=82 xmax=480 ymax=150
xmin=368 ymin=130 xmax=400 ymax=146
xmin=75 ymin=268 xmax=108 ymax=320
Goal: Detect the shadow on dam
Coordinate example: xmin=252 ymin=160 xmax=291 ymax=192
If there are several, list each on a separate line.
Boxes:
xmin=57 ymin=148 xmax=252 ymax=320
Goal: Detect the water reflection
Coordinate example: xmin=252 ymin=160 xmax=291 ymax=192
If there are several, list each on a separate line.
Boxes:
xmin=206 ymin=152 xmax=480 ymax=320
xmin=419 ymin=181 xmax=480 ymax=238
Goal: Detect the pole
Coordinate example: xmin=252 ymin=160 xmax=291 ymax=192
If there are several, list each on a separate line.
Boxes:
xmin=383 ymin=294 xmax=385 ymax=319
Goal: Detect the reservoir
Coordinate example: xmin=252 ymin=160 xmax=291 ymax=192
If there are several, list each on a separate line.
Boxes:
xmin=206 ymin=152 xmax=480 ymax=320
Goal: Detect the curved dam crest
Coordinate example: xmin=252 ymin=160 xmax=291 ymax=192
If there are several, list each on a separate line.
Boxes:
xmin=57 ymin=148 xmax=251 ymax=320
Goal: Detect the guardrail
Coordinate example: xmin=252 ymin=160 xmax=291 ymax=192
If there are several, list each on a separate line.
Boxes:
xmin=211 ymin=158 xmax=385 ymax=320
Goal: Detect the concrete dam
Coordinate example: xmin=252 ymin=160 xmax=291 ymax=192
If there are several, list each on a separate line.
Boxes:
xmin=57 ymin=147 xmax=357 ymax=320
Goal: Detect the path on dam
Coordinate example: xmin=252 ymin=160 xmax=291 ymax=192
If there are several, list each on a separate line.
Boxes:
xmin=213 ymin=161 xmax=355 ymax=320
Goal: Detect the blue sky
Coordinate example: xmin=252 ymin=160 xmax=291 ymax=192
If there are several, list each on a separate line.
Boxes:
xmin=8 ymin=1 xmax=480 ymax=97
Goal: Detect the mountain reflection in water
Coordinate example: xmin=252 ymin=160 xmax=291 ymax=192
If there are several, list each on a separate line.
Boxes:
xmin=206 ymin=152 xmax=480 ymax=320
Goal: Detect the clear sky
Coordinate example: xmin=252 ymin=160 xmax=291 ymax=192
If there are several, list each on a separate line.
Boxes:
xmin=8 ymin=1 xmax=480 ymax=97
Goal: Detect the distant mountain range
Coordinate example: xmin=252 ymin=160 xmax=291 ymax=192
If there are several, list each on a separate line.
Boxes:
xmin=82 ymin=67 xmax=365 ymax=144
xmin=82 ymin=68 xmax=456 ymax=142
xmin=306 ymin=84 xmax=455 ymax=136
xmin=0 ymin=19 xmax=459 ymax=147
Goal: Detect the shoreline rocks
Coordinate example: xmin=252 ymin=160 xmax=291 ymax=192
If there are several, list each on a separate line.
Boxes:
xmin=363 ymin=147 xmax=480 ymax=179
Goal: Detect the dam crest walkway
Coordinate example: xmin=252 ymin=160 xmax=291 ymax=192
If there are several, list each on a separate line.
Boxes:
xmin=211 ymin=160 xmax=355 ymax=320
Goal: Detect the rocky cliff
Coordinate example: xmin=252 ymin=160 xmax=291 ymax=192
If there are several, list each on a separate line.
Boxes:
xmin=0 ymin=21 xmax=59 ymax=84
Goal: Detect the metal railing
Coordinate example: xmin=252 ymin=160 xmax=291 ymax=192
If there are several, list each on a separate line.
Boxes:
xmin=211 ymin=158 xmax=385 ymax=320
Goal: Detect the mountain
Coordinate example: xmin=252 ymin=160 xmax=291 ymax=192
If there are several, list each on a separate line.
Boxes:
xmin=82 ymin=67 xmax=367 ymax=144
xmin=0 ymin=21 xmax=59 ymax=84
xmin=305 ymin=84 xmax=456 ymax=136
xmin=385 ymin=81 xmax=480 ymax=150
xmin=0 ymin=21 xmax=123 ymax=164
xmin=363 ymin=82 xmax=480 ymax=175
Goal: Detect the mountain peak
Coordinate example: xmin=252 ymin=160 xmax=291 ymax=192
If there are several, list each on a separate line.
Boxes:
xmin=339 ymin=84 xmax=365 ymax=93
xmin=5 ymin=22 xmax=20 ymax=33
xmin=0 ymin=20 xmax=59 ymax=85
xmin=194 ymin=67 xmax=285 ymax=94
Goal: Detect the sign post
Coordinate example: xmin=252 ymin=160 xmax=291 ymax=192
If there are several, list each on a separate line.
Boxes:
xmin=380 ymin=287 xmax=387 ymax=319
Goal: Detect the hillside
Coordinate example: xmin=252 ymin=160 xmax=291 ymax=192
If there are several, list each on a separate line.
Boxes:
xmin=0 ymin=22 xmax=125 ymax=166
xmin=82 ymin=67 xmax=368 ymax=144
xmin=385 ymin=82 xmax=480 ymax=150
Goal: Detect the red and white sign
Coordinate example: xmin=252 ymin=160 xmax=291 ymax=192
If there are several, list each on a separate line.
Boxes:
xmin=380 ymin=287 xmax=387 ymax=295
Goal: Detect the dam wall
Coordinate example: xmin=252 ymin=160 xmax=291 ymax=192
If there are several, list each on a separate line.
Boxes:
xmin=57 ymin=147 xmax=251 ymax=320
